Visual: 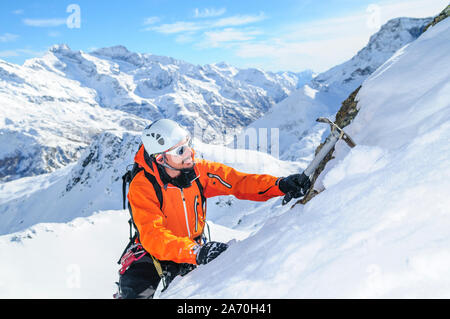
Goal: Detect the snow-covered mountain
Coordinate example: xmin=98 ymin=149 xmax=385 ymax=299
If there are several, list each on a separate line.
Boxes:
xmin=0 ymin=46 xmax=312 ymax=182
xmin=312 ymin=17 xmax=432 ymax=100
xmin=45 ymin=44 xmax=310 ymax=120
xmin=0 ymin=5 xmax=449 ymax=299
xmin=242 ymin=17 xmax=432 ymax=162
xmin=0 ymin=56 xmax=145 ymax=182
xmin=2 ymin=17 xmax=427 ymax=182
xmin=0 ymin=15 xmax=448 ymax=298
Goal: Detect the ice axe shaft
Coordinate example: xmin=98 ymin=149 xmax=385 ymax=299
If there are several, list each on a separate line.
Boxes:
xmin=282 ymin=117 xmax=356 ymax=205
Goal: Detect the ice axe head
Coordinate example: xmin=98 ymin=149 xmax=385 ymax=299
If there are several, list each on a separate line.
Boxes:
xmin=281 ymin=118 xmax=356 ymax=206
xmin=316 ymin=117 xmax=356 ymax=148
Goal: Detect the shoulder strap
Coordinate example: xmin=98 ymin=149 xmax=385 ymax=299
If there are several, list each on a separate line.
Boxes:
xmin=122 ymin=161 xmax=163 ymax=209
xmin=121 ymin=170 xmax=133 ymax=210
xmin=142 ymin=170 xmax=163 ymax=210
xmin=118 ymin=163 xmax=164 ymax=264
xmin=195 ymin=178 xmax=206 ymax=208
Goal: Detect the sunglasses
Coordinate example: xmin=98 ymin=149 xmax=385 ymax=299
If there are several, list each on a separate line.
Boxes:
xmin=164 ymin=137 xmax=193 ymax=157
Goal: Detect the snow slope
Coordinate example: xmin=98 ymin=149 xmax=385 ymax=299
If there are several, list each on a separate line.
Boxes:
xmin=162 ymin=17 xmax=450 ymax=298
xmin=0 ymin=210 xmax=248 ymax=298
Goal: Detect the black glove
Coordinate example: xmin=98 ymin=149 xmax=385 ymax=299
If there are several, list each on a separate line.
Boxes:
xmin=278 ymin=173 xmax=311 ymax=204
xmin=196 ymin=241 xmax=228 ymax=265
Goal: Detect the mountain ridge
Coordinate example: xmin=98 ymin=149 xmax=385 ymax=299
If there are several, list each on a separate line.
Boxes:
xmin=0 ymin=46 xmax=311 ymax=182
xmin=241 ymin=16 xmax=432 ymax=163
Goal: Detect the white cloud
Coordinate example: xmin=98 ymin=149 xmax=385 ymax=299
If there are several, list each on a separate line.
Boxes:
xmin=203 ymin=28 xmax=262 ymax=48
xmin=0 ymin=33 xmax=19 ymax=43
xmin=232 ymin=0 xmax=448 ymax=72
xmin=144 ymin=0 xmax=448 ymax=72
xmin=23 ymin=18 xmax=66 ymax=27
xmin=175 ymin=33 xmax=197 ymax=44
xmin=148 ymin=12 xmax=267 ymax=34
xmin=374 ymin=0 xmax=448 ymax=21
xmin=194 ymin=8 xmax=226 ymax=18
xmin=149 ymin=21 xmax=205 ymax=34
xmin=48 ymin=31 xmax=61 ymax=37
xmin=12 ymin=9 xmax=24 ymax=15
xmin=0 ymin=50 xmax=19 ymax=58
xmin=236 ymin=35 xmax=368 ymax=72
xmin=0 ymin=48 xmax=45 ymax=59
xmin=283 ymin=15 xmax=367 ymax=41
xmin=230 ymin=11 xmax=373 ymax=72
xmin=212 ymin=12 xmax=266 ymax=27
xmin=143 ymin=16 xmax=160 ymax=25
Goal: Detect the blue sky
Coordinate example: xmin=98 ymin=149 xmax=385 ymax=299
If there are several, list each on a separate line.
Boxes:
xmin=0 ymin=0 xmax=447 ymax=72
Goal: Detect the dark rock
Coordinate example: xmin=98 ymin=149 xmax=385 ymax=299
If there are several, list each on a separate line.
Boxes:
xmin=294 ymin=86 xmax=362 ymax=207
xmin=422 ymin=5 xmax=450 ymax=33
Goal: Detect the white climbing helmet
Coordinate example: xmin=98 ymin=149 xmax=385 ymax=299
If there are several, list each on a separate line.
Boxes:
xmin=141 ymin=119 xmax=190 ymax=155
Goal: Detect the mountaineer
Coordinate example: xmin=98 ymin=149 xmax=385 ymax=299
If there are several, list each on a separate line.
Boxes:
xmin=116 ymin=119 xmax=311 ymax=298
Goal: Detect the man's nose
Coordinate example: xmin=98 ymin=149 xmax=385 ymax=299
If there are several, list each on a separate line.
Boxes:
xmin=183 ymin=147 xmax=193 ymax=158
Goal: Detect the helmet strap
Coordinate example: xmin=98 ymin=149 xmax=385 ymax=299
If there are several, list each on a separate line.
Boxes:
xmin=156 ymin=154 xmax=196 ymax=189
xmin=158 ymin=154 xmax=181 ymax=171
xmin=157 ymin=153 xmax=195 ymax=172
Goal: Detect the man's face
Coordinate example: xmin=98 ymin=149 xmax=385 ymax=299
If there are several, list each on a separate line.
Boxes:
xmin=163 ymin=137 xmax=194 ymax=170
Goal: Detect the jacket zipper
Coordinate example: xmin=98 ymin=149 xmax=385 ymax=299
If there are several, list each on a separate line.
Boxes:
xmin=207 ymin=173 xmax=232 ymax=188
xmin=179 ymin=189 xmax=191 ymax=238
xmin=194 ymin=195 xmax=199 ymax=233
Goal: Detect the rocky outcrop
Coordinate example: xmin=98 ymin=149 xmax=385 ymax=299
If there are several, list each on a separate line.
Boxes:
xmin=311 ymin=17 xmax=432 ymax=104
xmin=65 ymin=132 xmax=140 ymax=193
xmin=422 ymin=4 xmax=450 ymax=33
xmin=295 ymin=86 xmax=362 ymax=206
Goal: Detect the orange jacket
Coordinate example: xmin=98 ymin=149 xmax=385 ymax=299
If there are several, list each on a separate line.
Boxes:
xmin=127 ymin=145 xmax=285 ymax=265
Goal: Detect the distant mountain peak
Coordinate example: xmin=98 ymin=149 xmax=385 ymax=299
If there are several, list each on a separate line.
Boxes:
xmin=312 ymin=16 xmax=432 ymax=97
xmin=49 ymin=43 xmax=73 ymax=53
xmin=91 ymin=45 xmax=132 ymax=57
xmin=214 ymin=61 xmax=232 ymax=68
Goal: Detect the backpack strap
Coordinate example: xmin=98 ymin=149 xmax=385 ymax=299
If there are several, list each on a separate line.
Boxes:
xmin=195 ymin=178 xmax=206 ymax=211
xmin=142 ymin=170 xmax=163 ymax=210
xmin=118 ymin=163 xmax=164 ymax=264
xmin=121 ymin=170 xmax=133 ymax=210
xmin=124 ymin=167 xmax=164 ymax=241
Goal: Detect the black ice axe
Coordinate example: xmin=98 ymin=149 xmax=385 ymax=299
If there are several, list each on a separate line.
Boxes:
xmin=282 ymin=117 xmax=356 ymax=205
